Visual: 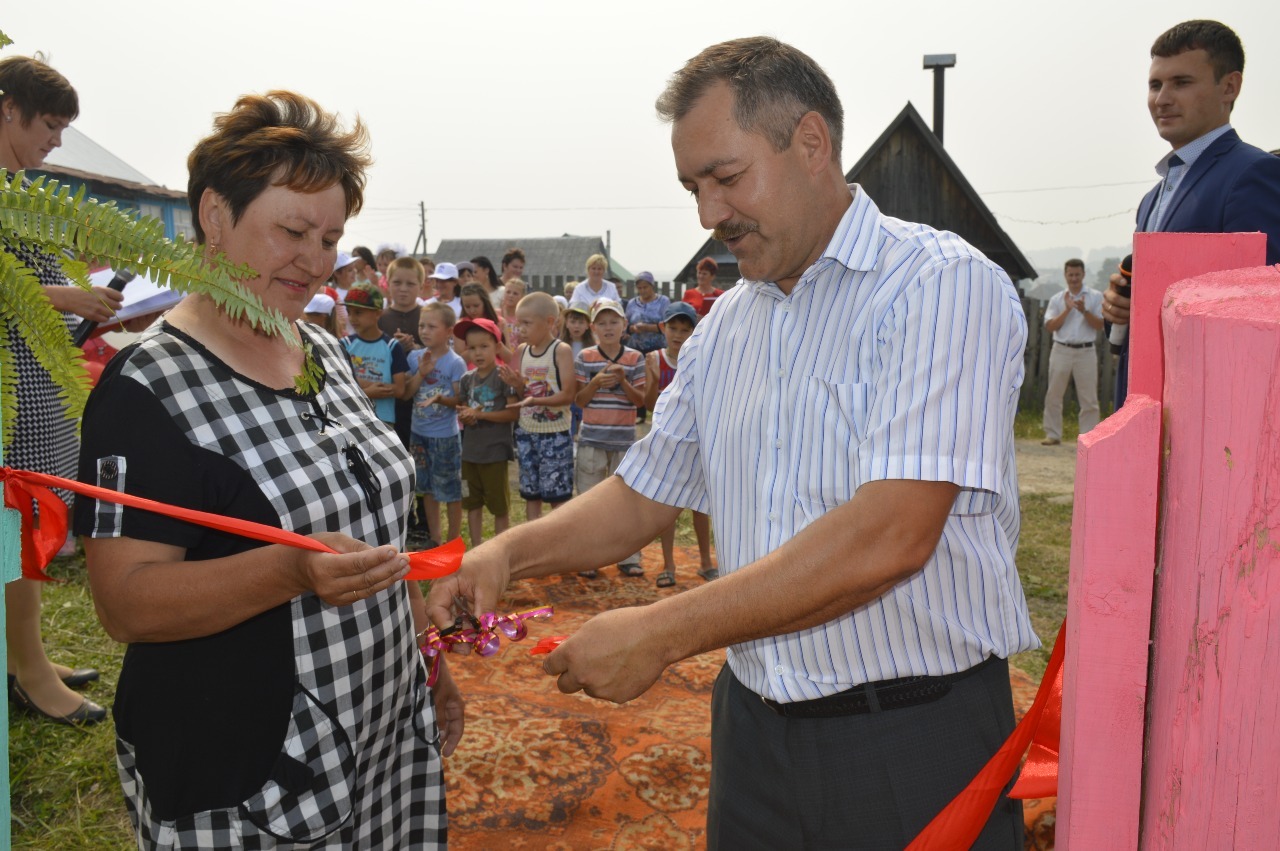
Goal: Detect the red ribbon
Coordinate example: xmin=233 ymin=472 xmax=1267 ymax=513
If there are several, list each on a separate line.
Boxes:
xmin=417 ymin=606 xmax=554 ymax=686
xmin=906 ymin=619 xmax=1066 ymax=849
xmin=1007 ymin=646 xmax=1062 ymax=800
xmin=0 ymin=466 xmax=463 ymax=581
xmin=529 ymin=635 xmax=568 ymax=655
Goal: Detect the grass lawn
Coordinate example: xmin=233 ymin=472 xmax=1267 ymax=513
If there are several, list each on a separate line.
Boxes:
xmin=9 ymin=436 xmax=1072 ymax=848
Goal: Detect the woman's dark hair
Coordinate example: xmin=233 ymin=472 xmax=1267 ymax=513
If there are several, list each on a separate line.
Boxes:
xmin=187 ymin=91 xmax=371 ymax=243
xmin=0 ymin=55 xmax=79 ymax=124
xmin=460 ymin=283 xmax=500 ymax=323
xmin=471 ymin=256 xmax=500 ymax=290
xmin=501 ymin=247 xmax=526 ymax=272
xmin=352 ymin=245 xmax=377 ymax=269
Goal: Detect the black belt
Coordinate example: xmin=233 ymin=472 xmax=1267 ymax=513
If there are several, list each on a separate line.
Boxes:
xmin=1055 ymin=341 xmax=1093 ymax=349
xmin=760 ymin=655 xmax=1000 ymax=718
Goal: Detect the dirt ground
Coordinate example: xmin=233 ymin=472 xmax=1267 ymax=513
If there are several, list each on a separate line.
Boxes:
xmin=1016 ymin=438 xmax=1078 ymax=498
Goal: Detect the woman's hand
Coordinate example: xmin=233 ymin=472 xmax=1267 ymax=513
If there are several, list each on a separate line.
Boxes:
xmin=298 ymin=533 xmax=410 ymax=607
xmin=431 ymin=656 xmax=466 ymax=756
xmin=47 ymin=284 xmax=125 ymax=322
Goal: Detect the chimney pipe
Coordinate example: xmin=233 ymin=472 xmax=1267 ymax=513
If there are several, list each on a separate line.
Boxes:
xmin=922 ymin=54 xmax=957 ymax=144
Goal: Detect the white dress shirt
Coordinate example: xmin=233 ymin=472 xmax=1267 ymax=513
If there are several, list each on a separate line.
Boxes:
xmin=1045 ymin=288 xmax=1103 ymax=345
xmin=617 ymin=185 xmax=1039 ymax=702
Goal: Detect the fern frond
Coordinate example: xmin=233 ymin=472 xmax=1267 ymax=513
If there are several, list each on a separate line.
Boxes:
xmin=0 ymin=171 xmax=293 ymax=342
xmin=0 ymin=252 xmax=91 ymax=436
xmin=0 ymin=31 xmax=12 ymax=49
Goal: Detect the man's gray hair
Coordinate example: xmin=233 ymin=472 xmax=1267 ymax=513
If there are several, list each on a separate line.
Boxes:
xmin=655 ymin=36 xmax=844 ymax=161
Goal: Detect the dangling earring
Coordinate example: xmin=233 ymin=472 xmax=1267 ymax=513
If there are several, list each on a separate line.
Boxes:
xmin=4 ymin=114 xmax=11 ymax=123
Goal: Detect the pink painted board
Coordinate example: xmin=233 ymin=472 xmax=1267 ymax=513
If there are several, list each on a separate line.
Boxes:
xmin=1142 ymin=268 xmax=1280 ymax=849
xmin=1128 ymin=231 xmax=1265 ymax=403
xmin=1058 ymin=394 xmax=1161 ymax=851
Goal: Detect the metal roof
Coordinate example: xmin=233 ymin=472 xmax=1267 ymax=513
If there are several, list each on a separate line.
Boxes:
xmin=43 ymin=127 xmax=160 ymax=187
xmin=431 ymin=235 xmax=634 ymax=281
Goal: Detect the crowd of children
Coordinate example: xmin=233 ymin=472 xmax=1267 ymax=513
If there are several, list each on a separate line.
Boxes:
xmin=307 ymin=247 xmax=720 ymax=587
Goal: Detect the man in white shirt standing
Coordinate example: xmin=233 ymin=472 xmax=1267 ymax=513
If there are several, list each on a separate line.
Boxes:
xmin=429 ymin=36 xmax=1035 ymax=849
xmin=1041 ymin=258 xmax=1103 ymax=446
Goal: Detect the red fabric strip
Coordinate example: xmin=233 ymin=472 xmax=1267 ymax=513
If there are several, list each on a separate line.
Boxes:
xmin=0 ymin=466 xmax=462 ymax=581
xmin=906 ymin=619 xmax=1066 ymax=849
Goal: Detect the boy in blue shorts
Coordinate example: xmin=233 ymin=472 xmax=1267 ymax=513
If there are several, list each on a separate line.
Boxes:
xmin=447 ymin=317 xmax=519 ymax=546
xmin=498 ymin=292 xmax=576 ymax=521
xmin=644 ymin=301 xmax=717 ymax=587
xmin=402 ymin=302 xmax=467 ymax=548
xmin=341 ymin=282 xmax=408 ymax=425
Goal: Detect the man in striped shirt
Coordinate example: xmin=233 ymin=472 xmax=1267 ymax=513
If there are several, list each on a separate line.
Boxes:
xmin=430 ymin=36 xmax=1036 ymax=849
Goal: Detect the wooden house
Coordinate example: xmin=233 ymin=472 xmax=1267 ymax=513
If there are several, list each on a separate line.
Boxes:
xmin=431 ymin=235 xmax=634 ymax=294
xmin=33 ymin=127 xmax=191 ymax=239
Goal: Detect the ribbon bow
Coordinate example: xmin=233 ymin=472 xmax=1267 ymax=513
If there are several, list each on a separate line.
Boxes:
xmin=417 ymin=606 xmax=554 ymax=685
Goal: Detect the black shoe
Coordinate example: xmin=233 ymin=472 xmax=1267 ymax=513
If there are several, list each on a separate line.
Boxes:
xmin=11 ymin=681 xmax=107 ymax=726
xmin=9 ymin=668 xmax=99 ymax=696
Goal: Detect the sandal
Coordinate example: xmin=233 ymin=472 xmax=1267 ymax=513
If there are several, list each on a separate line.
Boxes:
xmin=577 ymin=570 xmax=599 ymax=579
xmin=656 ymin=571 xmax=676 ymax=588
xmin=697 ymin=567 xmax=720 ymax=581
xmin=618 ymin=563 xmax=645 ymax=578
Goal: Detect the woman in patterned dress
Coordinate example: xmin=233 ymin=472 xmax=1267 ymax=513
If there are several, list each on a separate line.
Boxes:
xmin=1 ymin=54 xmax=121 ymax=725
xmin=74 ymin=91 xmax=464 ymax=849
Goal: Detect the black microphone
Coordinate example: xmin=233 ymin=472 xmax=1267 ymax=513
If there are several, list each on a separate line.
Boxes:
xmin=71 ymin=270 xmax=136 ymax=347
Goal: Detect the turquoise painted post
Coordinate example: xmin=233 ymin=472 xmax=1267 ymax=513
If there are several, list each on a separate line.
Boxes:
xmin=0 ymin=364 xmax=19 ymax=849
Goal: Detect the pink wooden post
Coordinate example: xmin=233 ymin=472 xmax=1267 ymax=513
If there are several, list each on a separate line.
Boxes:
xmin=1141 ymin=266 xmax=1280 ymax=848
xmin=1057 ymin=232 xmax=1271 ymax=849
xmin=1127 ymin=231 xmax=1265 ymax=402
xmin=1057 ymin=394 xmax=1161 ymax=850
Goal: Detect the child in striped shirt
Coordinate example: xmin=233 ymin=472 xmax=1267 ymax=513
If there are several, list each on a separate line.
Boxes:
xmin=573 ymin=299 xmax=646 ymax=578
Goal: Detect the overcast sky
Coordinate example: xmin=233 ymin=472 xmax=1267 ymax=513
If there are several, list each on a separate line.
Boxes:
xmin=7 ymin=1 xmax=1278 ymax=279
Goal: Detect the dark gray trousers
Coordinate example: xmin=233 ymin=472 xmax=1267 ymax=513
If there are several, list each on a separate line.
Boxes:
xmin=706 ymin=659 xmax=1024 ymax=850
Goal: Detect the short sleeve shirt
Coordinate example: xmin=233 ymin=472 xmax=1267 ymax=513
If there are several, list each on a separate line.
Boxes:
xmin=1044 ymin=288 xmax=1103 ymax=345
xmin=343 ymin=333 xmax=409 ymax=423
xmin=575 ymin=345 xmax=646 ymax=451
xmin=407 ymin=348 xmax=467 ymax=438
xmin=458 ymin=367 xmax=517 ymax=463
xmin=617 ymin=185 xmax=1038 ymax=702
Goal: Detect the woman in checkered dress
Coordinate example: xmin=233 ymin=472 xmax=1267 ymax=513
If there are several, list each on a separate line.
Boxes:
xmin=73 ymin=92 xmax=463 ymax=849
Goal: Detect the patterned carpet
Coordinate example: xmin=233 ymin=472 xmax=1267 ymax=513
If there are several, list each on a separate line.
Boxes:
xmin=444 ymin=544 xmax=1056 ymax=850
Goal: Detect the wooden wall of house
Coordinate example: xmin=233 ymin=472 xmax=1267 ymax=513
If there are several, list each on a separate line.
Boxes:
xmin=853 ymin=129 xmax=1026 ymax=285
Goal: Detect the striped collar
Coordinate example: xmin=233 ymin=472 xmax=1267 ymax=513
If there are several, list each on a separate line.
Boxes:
xmin=745 ymin=184 xmax=882 ymax=294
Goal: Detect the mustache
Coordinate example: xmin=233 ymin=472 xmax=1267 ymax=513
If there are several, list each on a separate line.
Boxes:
xmin=713 ymin=221 xmax=758 ymax=242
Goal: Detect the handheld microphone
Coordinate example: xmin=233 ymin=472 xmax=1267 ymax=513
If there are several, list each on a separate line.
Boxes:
xmin=71 ymin=270 xmax=136 ymax=347
xmin=1108 ymin=254 xmax=1133 ymax=354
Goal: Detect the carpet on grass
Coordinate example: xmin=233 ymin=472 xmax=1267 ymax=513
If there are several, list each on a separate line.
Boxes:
xmin=445 ymin=543 xmax=1056 ymax=850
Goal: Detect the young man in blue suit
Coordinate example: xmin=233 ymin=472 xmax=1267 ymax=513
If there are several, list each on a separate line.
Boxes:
xmin=1104 ymin=20 xmax=1280 ymax=407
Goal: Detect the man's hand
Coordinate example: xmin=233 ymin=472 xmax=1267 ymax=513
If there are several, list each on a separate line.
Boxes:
xmin=424 ymin=541 xmax=513 ymax=628
xmin=296 ymin=532 xmax=409 ymax=607
xmin=1103 ymin=272 xmax=1131 ymax=325
xmin=393 ymin=330 xmax=417 ymax=351
xmin=541 ymin=606 xmax=668 ymax=703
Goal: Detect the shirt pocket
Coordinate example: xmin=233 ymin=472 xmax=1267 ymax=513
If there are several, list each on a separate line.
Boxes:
xmin=237 ymin=684 xmax=356 ymax=842
xmin=792 ymin=378 xmax=870 ymax=511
